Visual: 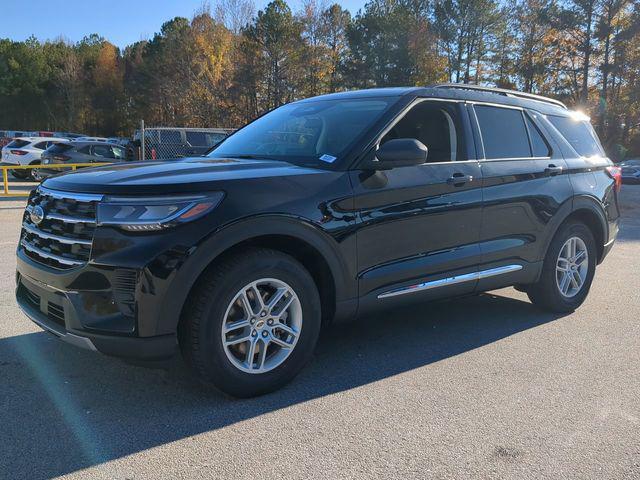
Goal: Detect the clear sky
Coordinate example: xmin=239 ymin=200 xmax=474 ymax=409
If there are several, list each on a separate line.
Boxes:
xmin=0 ymin=0 xmax=366 ymax=49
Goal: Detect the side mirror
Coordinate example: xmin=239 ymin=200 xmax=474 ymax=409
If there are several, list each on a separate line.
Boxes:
xmin=369 ymin=138 xmax=428 ymax=170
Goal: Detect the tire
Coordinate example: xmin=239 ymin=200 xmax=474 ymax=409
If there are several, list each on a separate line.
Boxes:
xmin=527 ymin=221 xmax=597 ymax=313
xmin=27 ymin=161 xmax=40 ymax=181
xmin=179 ymin=248 xmax=322 ymax=398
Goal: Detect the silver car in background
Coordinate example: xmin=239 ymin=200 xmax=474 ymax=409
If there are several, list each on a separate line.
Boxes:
xmin=620 ymin=159 xmax=640 ymax=184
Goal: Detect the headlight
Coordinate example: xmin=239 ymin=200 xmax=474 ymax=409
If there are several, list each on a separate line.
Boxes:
xmin=97 ymin=192 xmax=224 ymax=231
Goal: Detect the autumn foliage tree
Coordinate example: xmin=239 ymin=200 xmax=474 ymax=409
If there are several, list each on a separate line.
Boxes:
xmin=0 ymin=0 xmax=639 ymax=158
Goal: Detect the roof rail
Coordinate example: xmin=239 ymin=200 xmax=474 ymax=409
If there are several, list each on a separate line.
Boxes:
xmin=433 ymin=83 xmax=567 ymax=109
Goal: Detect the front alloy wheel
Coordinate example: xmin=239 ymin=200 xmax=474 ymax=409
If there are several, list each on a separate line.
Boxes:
xmin=222 ymin=279 xmax=302 ymax=374
xmin=180 ymin=248 xmax=321 ymax=397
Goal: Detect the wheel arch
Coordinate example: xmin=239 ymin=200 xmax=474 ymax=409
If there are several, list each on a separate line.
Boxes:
xmin=158 ymin=215 xmax=355 ymax=336
xmin=541 ymin=195 xmax=608 ymax=267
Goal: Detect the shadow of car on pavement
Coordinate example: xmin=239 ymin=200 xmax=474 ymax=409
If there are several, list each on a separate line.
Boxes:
xmin=1 ymin=292 xmax=563 ymax=479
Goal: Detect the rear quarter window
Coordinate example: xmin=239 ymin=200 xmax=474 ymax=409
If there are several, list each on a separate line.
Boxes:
xmin=548 ymin=115 xmax=603 ymax=157
xmin=525 ymin=115 xmax=551 ymax=157
xmin=6 ymin=139 xmax=30 ymax=148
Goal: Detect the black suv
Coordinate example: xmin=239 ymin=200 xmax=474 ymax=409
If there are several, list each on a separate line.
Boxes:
xmin=16 ymin=85 xmax=621 ymax=397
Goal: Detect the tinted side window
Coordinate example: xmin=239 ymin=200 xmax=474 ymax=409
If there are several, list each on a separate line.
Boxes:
xmin=92 ymin=145 xmax=115 ymax=158
xmin=33 ymin=141 xmax=48 ymax=150
xmin=112 ymin=146 xmax=126 ymax=159
xmin=47 ymin=143 xmax=74 ymax=154
xmin=525 ymin=115 xmax=551 ymax=157
xmin=548 ymin=115 xmax=603 ymax=157
xmin=475 ymin=105 xmax=531 ymax=159
xmin=160 ymin=130 xmax=182 ymax=144
xmin=185 ymin=131 xmax=208 ymax=146
xmin=380 ymin=101 xmax=464 ymax=163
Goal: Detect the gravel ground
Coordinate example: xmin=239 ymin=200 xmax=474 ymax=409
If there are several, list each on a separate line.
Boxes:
xmin=0 ymin=180 xmax=639 ymax=480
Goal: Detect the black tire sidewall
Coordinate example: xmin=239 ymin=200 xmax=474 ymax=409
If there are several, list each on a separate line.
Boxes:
xmin=28 ymin=161 xmax=40 ymax=181
xmin=193 ymin=252 xmax=321 ymax=397
xmin=535 ymin=222 xmax=597 ymax=312
xmin=11 ymin=169 xmax=26 ymax=180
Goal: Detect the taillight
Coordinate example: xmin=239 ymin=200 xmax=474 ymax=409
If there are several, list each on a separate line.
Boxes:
xmin=606 ymin=166 xmax=622 ymax=192
xmin=10 ymin=149 xmax=27 ymax=155
xmin=53 ymin=155 xmax=71 ymax=161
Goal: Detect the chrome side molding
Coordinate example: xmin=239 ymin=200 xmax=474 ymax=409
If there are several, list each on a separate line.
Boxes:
xmin=377 ymin=264 xmax=523 ymax=299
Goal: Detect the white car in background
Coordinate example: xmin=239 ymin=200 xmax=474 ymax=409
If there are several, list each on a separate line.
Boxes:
xmin=1 ymin=137 xmax=70 ymax=180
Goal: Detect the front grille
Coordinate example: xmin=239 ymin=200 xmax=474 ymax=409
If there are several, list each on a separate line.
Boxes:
xmin=47 ymin=301 xmax=65 ymax=327
xmin=20 ymin=187 xmax=102 ymax=269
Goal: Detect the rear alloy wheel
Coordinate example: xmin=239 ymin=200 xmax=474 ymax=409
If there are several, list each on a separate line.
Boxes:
xmin=555 ymin=236 xmax=589 ymax=298
xmin=528 ymin=221 xmax=596 ymax=313
xmin=180 ymin=248 xmax=321 ymax=398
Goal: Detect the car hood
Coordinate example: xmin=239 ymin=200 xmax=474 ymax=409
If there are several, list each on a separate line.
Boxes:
xmin=41 ymin=157 xmax=327 ymax=194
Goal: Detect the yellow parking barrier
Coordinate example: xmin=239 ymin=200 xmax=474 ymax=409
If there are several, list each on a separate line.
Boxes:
xmin=0 ymin=163 xmax=111 ymax=197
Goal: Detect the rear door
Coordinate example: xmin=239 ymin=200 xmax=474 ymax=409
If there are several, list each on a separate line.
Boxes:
xmin=471 ymin=103 xmax=573 ymax=291
xmin=351 ymin=99 xmax=483 ymax=305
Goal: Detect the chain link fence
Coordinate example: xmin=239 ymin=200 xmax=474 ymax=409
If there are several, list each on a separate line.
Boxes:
xmin=134 ymin=121 xmax=234 ymax=161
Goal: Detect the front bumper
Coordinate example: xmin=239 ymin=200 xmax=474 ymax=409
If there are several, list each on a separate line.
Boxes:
xmin=16 ymin=254 xmax=178 ymax=360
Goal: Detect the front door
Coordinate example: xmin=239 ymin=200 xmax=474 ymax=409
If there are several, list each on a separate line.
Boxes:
xmin=351 ymin=99 xmax=483 ymax=307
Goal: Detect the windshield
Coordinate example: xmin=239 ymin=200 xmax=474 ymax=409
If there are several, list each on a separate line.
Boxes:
xmin=208 ymin=98 xmax=395 ymax=167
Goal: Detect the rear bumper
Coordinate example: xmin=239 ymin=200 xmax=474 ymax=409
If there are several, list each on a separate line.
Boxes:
xmin=16 ymin=270 xmax=177 ymax=360
xmin=599 ymin=218 xmax=620 ymax=264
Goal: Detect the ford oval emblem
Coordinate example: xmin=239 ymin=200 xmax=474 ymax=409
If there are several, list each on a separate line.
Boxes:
xmin=30 ymin=206 xmax=45 ymax=225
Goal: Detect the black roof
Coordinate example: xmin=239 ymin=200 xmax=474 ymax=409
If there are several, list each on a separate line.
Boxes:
xmin=298 ymin=84 xmax=569 ymax=116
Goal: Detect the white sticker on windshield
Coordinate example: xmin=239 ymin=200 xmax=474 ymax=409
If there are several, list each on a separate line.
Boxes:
xmin=319 ymin=154 xmax=337 ymax=163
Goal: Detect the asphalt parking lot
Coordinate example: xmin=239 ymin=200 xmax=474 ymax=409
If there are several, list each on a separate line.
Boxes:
xmin=1 ymin=180 xmax=639 ymax=480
